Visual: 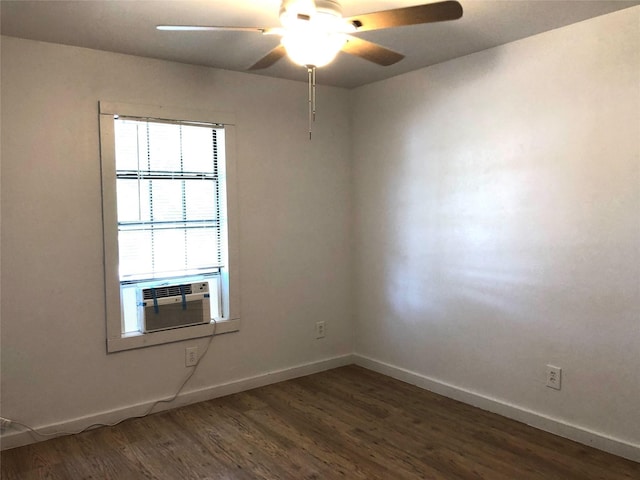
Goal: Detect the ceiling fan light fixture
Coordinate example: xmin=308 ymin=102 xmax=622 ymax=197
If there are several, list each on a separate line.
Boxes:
xmin=281 ymin=30 xmax=346 ymax=67
xmin=278 ymin=0 xmax=351 ymax=67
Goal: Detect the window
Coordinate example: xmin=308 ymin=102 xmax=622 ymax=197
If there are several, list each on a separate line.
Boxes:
xmin=99 ymin=102 xmax=240 ymax=352
xmin=115 ymin=118 xmax=224 ymax=333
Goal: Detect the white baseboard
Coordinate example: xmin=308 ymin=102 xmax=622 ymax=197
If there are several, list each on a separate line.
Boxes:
xmin=353 ymin=354 xmax=640 ymax=463
xmin=4 ymin=353 xmax=638 ymax=464
xmin=0 ymin=354 xmax=354 ymax=451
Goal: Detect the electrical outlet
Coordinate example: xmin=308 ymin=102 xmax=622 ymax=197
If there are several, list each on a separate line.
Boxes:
xmin=546 ymin=365 xmax=562 ymax=390
xmin=185 ymin=346 xmax=198 ymax=367
xmin=315 ymin=321 xmax=326 ymax=339
xmin=0 ymin=417 xmax=12 ymax=430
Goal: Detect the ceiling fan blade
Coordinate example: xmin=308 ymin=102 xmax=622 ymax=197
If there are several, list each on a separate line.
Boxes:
xmin=249 ymin=44 xmax=288 ymax=70
xmin=157 ymin=25 xmax=273 ymax=33
xmin=345 ymin=1 xmax=463 ymax=33
xmin=341 ymin=36 xmax=404 ymax=66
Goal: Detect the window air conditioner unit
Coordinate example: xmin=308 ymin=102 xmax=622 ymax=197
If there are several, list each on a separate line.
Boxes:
xmin=137 ymin=282 xmax=211 ymax=333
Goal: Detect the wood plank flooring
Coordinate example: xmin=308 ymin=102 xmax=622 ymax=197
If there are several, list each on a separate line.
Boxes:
xmin=1 ymin=365 xmax=638 ymax=479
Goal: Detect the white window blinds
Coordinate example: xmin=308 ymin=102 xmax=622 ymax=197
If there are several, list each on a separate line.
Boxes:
xmin=114 ymin=118 xmax=224 ymax=283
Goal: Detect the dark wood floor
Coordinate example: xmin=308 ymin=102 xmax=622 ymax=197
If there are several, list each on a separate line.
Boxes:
xmin=1 ymin=365 xmax=638 ymax=479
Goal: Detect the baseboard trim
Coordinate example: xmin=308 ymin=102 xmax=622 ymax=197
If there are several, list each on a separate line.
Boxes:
xmin=353 ymin=354 xmax=640 ymax=463
xmin=4 ymin=353 xmax=638 ymax=463
xmin=0 ymin=354 xmax=354 ymax=451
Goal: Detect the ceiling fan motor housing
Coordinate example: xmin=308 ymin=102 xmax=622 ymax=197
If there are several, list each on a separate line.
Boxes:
xmin=280 ymin=0 xmax=343 ymax=20
xmin=314 ymin=0 xmax=343 ymax=16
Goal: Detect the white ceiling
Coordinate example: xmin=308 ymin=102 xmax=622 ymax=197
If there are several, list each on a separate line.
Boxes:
xmin=1 ymin=0 xmax=638 ymax=88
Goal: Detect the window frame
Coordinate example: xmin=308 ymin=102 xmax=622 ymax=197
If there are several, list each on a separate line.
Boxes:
xmin=99 ymin=101 xmax=240 ymax=353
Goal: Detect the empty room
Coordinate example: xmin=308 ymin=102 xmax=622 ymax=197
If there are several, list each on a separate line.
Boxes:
xmin=1 ymin=1 xmax=639 ymax=478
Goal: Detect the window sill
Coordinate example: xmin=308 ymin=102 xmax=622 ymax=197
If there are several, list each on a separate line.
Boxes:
xmin=107 ymin=317 xmax=240 ymax=353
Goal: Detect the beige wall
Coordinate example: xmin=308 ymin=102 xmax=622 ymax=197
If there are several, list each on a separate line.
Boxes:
xmin=0 ymin=36 xmax=353 ymax=443
xmin=351 ymin=7 xmax=639 ymax=449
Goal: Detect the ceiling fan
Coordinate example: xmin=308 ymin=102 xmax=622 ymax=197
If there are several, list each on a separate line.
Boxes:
xmin=158 ymin=0 xmax=463 ymax=137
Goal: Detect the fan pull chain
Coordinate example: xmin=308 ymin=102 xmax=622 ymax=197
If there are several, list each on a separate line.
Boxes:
xmin=307 ymin=65 xmax=317 ymax=140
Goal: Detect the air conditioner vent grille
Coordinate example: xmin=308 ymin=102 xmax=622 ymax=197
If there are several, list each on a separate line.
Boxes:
xmin=142 ymin=284 xmax=193 ymax=300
